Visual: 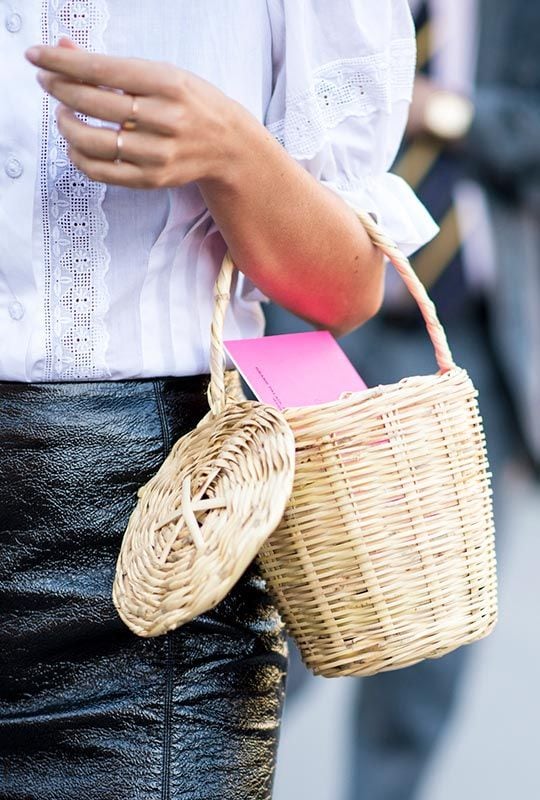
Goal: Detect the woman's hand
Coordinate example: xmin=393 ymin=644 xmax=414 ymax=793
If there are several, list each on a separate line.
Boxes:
xmin=25 ymin=40 xmax=245 ymax=189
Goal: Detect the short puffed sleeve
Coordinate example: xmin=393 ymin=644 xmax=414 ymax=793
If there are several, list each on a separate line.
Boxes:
xmin=264 ymin=0 xmax=438 ymax=255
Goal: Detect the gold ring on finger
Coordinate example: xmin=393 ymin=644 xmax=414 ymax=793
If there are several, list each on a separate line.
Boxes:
xmin=122 ymin=94 xmax=139 ymax=132
xmin=114 ymin=130 xmax=124 ymax=164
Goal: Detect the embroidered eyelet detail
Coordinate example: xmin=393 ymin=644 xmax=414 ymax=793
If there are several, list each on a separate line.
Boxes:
xmin=267 ymin=39 xmax=416 ymax=160
xmin=41 ymin=0 xmax=111 ymax=380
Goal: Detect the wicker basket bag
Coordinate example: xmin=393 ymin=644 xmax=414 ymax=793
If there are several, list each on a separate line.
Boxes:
xmin=254 ymin=210 xmax=497 ymax=677
xmin=114 ymin=208 xmax=497 ymax=678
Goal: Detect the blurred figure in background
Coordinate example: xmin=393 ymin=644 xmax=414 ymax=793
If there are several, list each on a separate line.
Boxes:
xmin=342 ymin=0 xmax=539 ymax=796
xmin=266 ymin=0 xmax=540 ymax=797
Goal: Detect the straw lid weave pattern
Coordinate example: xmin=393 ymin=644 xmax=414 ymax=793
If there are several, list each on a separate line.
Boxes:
xmin=113 ymin=383 xmax=295 ymax=637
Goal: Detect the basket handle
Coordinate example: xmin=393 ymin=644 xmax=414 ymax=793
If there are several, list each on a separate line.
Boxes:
xmin=355 ymin=210 xmax=455 ymax=372
xmin=207 ymin=210 xmax=455 ymax=415
xmin=207 ymin=251 xmax=236 ymax=415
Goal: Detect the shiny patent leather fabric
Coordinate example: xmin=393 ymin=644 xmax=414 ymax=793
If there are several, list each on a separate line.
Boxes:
xmin=0 ymin=377 xmax=287 ymax=800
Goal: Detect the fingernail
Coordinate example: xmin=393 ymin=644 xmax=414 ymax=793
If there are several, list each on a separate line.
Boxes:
xmin=25 ymin=46 xmax=41 ymax=63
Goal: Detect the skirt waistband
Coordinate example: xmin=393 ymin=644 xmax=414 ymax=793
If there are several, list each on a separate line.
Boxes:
xmin=0 ymin=373 xmax=211 ymax=465
xmin=0 ymin=373 xmax=210 ymax=396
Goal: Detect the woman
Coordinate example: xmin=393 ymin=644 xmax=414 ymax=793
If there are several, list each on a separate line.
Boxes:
xmin=0 ymin=1 xmax=436 ymax=797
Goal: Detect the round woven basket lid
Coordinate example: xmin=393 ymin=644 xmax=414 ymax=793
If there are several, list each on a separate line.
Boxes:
xmin=113 ymin=399 xmax=296 ymax=637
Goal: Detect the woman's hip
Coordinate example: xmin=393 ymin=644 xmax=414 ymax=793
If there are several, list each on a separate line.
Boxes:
xmin=0 ymin=376 xmax=286 ymax=799
xmin=0 ymin=376 xmax=211 ymax=661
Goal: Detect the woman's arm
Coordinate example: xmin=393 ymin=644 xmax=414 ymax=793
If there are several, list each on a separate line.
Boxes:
xmin=198 ymin=104 xmax=384 ymax=337
xmin=26 ymin=43 xmax=383 ymax=337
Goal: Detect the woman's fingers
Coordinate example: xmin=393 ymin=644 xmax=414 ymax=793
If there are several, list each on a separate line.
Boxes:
xmin=68 ymin=147 xmax=149 ymax=188
xmin=40 ymin=73 xmax=187 ymax=138
xmin=25 ymin=42 xmax=228 ymax=189
xmin=26 ymin=45 xmax=183 ymax=99
xmin=56 ymin=105 xmax=167 ymax=166
xmin=40 ymin=72 xmax=176 ymax=134
xmin=40 ymin=71 xmax=134 ymax=124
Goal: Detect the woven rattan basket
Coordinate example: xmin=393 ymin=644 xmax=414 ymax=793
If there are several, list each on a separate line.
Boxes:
xmin=210 ymin=210 xmax=497 ymax=678
xmin=114 ymin=208 xmax=497 ymax=678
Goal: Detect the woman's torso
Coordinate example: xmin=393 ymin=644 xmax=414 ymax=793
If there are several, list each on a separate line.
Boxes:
xmin=0 ymin=0 xmax=420 ymax=382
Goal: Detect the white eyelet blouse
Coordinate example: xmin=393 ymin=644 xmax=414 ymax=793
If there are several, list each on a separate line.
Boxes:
xmin=0 ymin=0 xmax=437 ymax=381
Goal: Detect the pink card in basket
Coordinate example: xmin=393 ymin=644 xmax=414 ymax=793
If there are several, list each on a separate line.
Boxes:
xmin=224 ymin=331 xmax=367 ymax=410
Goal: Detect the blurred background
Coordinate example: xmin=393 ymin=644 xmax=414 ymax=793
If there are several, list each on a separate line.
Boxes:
xmin=266 ymin=0 xmax=540 ymax=798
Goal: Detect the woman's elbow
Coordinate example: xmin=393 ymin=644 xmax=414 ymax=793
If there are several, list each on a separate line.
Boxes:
xmin=329 ymin=274 xmax=385 ymax=339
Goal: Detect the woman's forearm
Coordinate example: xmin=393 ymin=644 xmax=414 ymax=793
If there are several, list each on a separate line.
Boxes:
xmin=198 ymin=104 xmax=384 ymax=337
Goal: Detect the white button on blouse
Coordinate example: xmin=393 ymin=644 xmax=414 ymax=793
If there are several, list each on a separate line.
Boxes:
xmin=5 ymin=12 xmax=22 ymax=33
xmin=0 ymin=0 xmax=437 ymax=382
xmin=4 ymin=156 xmax=24 ymax=179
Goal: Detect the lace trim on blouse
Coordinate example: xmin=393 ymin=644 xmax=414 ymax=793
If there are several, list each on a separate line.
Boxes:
xmin=267 ymin=38 xmax=416 ymax=160
xmin=41 ymin=0 xmax=111 ymax=380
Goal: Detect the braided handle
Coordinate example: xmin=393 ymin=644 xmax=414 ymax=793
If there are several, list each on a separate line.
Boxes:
xmin=207 ymin=212 xmax=455 ymax=415
xmin=207 ymin=251 xmax=235 ymax=415
xmin=355 ymin=210 xmax=455 ymax=372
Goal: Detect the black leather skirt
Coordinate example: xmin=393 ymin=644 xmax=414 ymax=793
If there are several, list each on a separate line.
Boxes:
xmin=0 ymin=377 xmax=287 ymax=800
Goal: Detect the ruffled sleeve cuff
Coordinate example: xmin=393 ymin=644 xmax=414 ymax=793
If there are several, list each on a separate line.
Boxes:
xmin=238 ymin=171 xmax=438 ymax=306
xmin=323 ymin=172 xmax=439 ymax=257
xmin=263 ymin=0 xmax=439 ymax=261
